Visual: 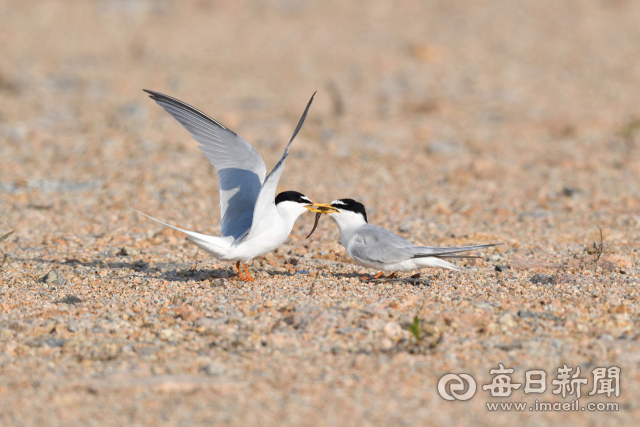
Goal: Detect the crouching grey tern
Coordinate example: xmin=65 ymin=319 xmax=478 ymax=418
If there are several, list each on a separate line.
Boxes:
xmin=308 ymin=198 xmax=500 ymax=279
xmin=134 ymin=90 xmax=329 ymax=281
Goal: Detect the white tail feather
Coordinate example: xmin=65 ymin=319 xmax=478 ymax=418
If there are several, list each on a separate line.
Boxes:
xmin=414 ymin=256 xmax=468 ymax=271
xmin=131 ymin=209 xmax=233 ymax=258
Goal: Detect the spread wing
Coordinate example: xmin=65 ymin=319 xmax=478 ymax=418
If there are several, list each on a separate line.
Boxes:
xmin=351 ymin=225 xmax=500 ymax=263
xmin=144 ymin=90 xmax=267 ymax=239
xmin=239 ymin=92 xmax=316 ymax=242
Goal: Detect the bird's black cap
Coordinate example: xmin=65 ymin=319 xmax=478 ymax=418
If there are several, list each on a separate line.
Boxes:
xmin=275 ymin=191 xmax=312 ymax=205
xmin=330 ymin=199 xmax=368 ymax=222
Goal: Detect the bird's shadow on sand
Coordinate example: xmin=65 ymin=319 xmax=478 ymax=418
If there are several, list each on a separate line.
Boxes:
xmin=13 ymin=256 xmax=306 ymax=283
xmin=152 ymin=267 xmax=296 ymax=282
xmin=14 ymin=257 xmax=226 ymax=283
xmin=13 ymin=256 xmax=149 ymax=272
xmin=328 ymin=271 xmax=432 ymax=285
xmin=14 ymin=256 xmax=430 ymax=285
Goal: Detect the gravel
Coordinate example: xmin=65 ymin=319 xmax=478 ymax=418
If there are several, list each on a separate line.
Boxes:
xmin=1 ymin=0 xmax=640 ymax=426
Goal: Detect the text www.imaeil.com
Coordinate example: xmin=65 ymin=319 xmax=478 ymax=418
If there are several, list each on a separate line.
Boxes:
xmin=486 ymin=400 xmax=619 ymax=412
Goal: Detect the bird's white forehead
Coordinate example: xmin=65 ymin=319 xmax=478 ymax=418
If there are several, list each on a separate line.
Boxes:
xmin=301 ymin=196 xmax=312 ymax=202
xmin=331 ymin=200 xmax=346 ymax=206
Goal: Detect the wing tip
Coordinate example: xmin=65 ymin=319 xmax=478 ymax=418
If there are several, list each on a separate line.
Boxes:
xmin=142 ymin=88 xmax=159 ymax=99
xmin=141 ymin=89 xmax=237 ymax=135
xmin=285 ymin=91 xmax=317 ymax=147
xmin=411 ymin=242 xmax=503 ymax=259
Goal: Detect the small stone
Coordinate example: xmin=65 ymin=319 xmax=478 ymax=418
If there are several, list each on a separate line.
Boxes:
xmin=380 ymin=338 xmax=394 ymax=350
xmin=5 ymin=321 xmax=27 ymax=332
xmin=133 ymin=260 xmax=147 ymax=271
xmin=363 ymin=318 xmax=386 ymax=331
xmin=495 ymin=265 xmax=509 ymax=272
xmin=498 ymin=313 xmax=517 ymax=328
xmin=67 ymin=322 xmax=81 ymax=332
xmin=407 ymin=278 xmax=431 ymax=286
xmin=421 ymin=323 xmax=439 ymax=336
xmin=518 ymin=310 xmax=536 ymax=319
xmin=597 ymin=261 xmax=615 ymax=271
xmin=257 ymin=270 xmax=271 ymax=279
xmin=383 ymin=321 xmax=402 ymax=342
xmin=194 ymin=316 xmax=227 ymax=330
xmin=41 ymin=270 xmax=65 ymax=287
xmin=210 ymin=278 xmax=227 ymax=287
xmin=529 ymin=274 xmax=555 ymax=286
xmin=201 ymin=362 xmax=227 ymax=376
xmin=264 ymin=253 xmax=283 ymax=266
xmin=605 ymin=255 xmax=632 ymax=269
xmin=55 ymin=295 xmax=83 ymax=305
xmin=117 ymin=247 xmax=129 ymax=256
xmin=134 ymin=345 xmax=158 ymax=356
xmin=613 ymin=313 xmax=631 ymax=329
xmin=159 ymin=328 xmax=183 ymax=342
xmin=487 ymin=322 xmax=499 ymax=333
xmin=41 ymin=338 xmax=66 ymax=348
xmin=496 ymin=341 xmax=523 ymax=351
xmin=194 ymin=317 xmax=216 ymax=328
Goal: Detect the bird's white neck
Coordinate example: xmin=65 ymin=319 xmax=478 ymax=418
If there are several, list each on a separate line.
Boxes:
xmin=276 ymin=201 xmax=309 ymax=234
xmin=329 ymin=211 xmax=367 ymax=244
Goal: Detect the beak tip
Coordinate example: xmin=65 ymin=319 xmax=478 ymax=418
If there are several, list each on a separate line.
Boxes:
xmin=306 ymin=203 xmax=339 ymax=214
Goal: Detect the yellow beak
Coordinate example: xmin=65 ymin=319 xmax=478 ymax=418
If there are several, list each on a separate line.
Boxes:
xmin=305 ymin=203 xmax=339 ymax=213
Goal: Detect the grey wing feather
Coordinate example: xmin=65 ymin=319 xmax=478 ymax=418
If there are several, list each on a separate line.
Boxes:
xmin=144 ymin=90 xmax=267 ymax=239
xmin=412 ymin=243 xmax=500 ymax=258
xmin=351 ymin=225 xmax=500 ymax=262
xmin=350 ymin=225 xmax=417 ymax=264
xmin=242 ymin=92 xmax=316 ymax=241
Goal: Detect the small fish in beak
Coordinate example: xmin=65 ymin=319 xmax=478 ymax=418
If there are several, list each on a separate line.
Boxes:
xmin=307 ymin=212 xmax=322 ymax=239
xmin=303 ymin=203 xmax=339 ymax=239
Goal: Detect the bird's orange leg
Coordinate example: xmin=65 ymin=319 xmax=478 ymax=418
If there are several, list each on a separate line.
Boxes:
xmin=236 ymin=261 xmax=246 ymax=280
xmin=361 ymin=271 xmax=385 ymax=280
xmin=243 ymin=263 xmax=255 ymax=282
xmin=389 ymin=272 xmax=396 ymax=279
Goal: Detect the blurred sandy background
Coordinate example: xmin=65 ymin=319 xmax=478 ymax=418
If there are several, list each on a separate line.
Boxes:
xmin=1 ymin=0 xmax=640 ymax=426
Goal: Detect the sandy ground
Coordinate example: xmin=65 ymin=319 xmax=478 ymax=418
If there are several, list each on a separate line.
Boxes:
xmin=1 ymin=0 xmax=640 ymax=425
